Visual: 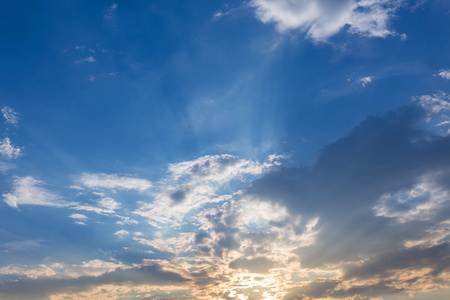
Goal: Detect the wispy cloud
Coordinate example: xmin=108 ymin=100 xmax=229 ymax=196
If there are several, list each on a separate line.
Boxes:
xmin=0 ymin=138 xmax=22 ymax=159
xmin=74 ymin=173 xmax=152 ymax=192
xmin=250 ymin=0 xmax=407 ymax=42
xmin=1 ymin=106 xmax=18 ymax=127
xmin=74 ymin=56 xmax=96 ymax=63
xmin=2 ymin=176 xmax=71 ymax=208
xmin=72 ymin=196 xmax=120 ymax=215
xmin=104 ymin=3 xmax=118 ymax=20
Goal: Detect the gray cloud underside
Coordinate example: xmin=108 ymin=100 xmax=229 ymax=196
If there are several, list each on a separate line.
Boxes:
xmin=247 ymin=106 xmax=450 ymax=295
xmin=0 ymin=264 xmax=188 ymax=299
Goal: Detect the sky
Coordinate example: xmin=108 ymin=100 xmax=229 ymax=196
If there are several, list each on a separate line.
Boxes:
xmin=0 ymin=0 xmax=450 ymax=299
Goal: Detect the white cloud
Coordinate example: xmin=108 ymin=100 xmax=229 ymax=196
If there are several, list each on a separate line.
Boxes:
xmin=0 ymin=259 xmax=125 ymax=280
xmin=72 ymin=197 xmax=120 ymax=215
xmin=74 ymin=173 xmax=152 ymax=192
xmin=69 ymin=213 xmax=88 ymax=225
xmin=74 ymin=56 xmax=96 ymax=63
xmin=250 ymin=0 xmax=406 ymax=42
xmin=413 ymin=91 xmax=450 ymax=114
xmin=135 ymin=154 xmax=284 ymax=227
xmin=114 ymin=230 xmax=130 ymax=238
xmin=1 ymin=106 xmax=18 ymax=127
xmin=359 ymin=75 xmax=375 ymax=87
xmin=0 ymin=137 xmax=22 ymax=159
xmin=437 ymin=69 xmax=450 ymax=80
xmin=2 ymin=176 xmax=71 ymax=208
xmin=116 ymin=216 xmax=139 ymax=225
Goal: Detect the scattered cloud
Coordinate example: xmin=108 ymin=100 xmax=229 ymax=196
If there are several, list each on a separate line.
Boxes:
xmin=74 ymin=56 xmax=96 ymax=63
xmin=0 ymin=137 xmax=22 ymax=159
xmin=2 ymin=176 xmax=71 ymax=208
xmin=359 ymin=75 xmax=375 ymax=87
xmin=114 ymin=230 xmax=130 ymax=238
xmin=250 ymin=0 xmax=407 ymax=42
xmin=104 ymin=3 xmax=118 ymax=20
xmin=74 ymin=173 xmax=152 ymax=192
xmin=69 ymin=213 xmax=88 ymax=225
xmin=437 ymin=69 xmax=450 ymax=80
xmin=1 ymin=106 xmax=18 ymax=127
xmin=72 ymin=196 xmax=120 ymax=215
xmin=135 ymin=154 xmax=284 ymax=227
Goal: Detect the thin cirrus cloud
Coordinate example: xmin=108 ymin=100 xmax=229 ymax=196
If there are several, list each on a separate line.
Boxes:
xmin=250 ymin=0 xmax=407 ymax=42
xmin=74 ymin=56 xmax=96 ymax=63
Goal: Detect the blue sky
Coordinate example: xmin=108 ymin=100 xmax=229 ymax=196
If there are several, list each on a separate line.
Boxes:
xmin=1 ymin=0 xmax=450 ymax=299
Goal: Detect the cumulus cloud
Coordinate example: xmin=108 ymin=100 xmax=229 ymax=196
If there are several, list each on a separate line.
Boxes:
xmin=1 ymin=106 xmax=18 ymax=127
xmin=0 ymin=137 xmax=22 ymax=159
xmin=251 ymin=0 xmax=407 ymax=42
xmin=2 ymin=176 xmax=71 ymax=208
xmin=74 ymin=173 xmax=152 ymax=192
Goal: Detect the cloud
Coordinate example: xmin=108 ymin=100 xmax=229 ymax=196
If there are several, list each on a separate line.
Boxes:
xmin=135 ymin=154 xmax=284 ymax=227
xmin=0 ymin=240 xmax=41 ymax=253
xmin=104 ymin=3 xmax=117 ymax=20
xmin=437 ymin=69 xmax=450 ymax=80
xmin=1 ymin=106 xmax=18 ymax=127
xmin=0 ymin=263 xmax=188 ymax=299
xmin=245 ymin=104 xmax=450 ymax=293
xmin=3 ymin=176 xmax=71 ymax=208
xmin=0 ymin=138 xmax=22 ymax=159
xmin=413 ymin=91 xmax=450 ymax=114
xmin=72 ymin=196 xmax=121 ymax=215
xmin=250 ymin=0 xmax=406 ymax=42
xmin=74 ymin=173 xmax=152 ymax=192
xmin=229 ymin=257 xmax=278 ymax=274
xmin=359 ymin=75 xmax=375 ymax=87
xmin=114 ymin=230 xmax=130 ymax=238
xmin=69 ymin=213 xmax=88 ymax=225
xmin=74 ymin=56 xmax=95 ymax=63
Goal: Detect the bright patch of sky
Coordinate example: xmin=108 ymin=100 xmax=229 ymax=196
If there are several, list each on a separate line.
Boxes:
xmin=1 ymin=0 xmax=450 ymax=299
